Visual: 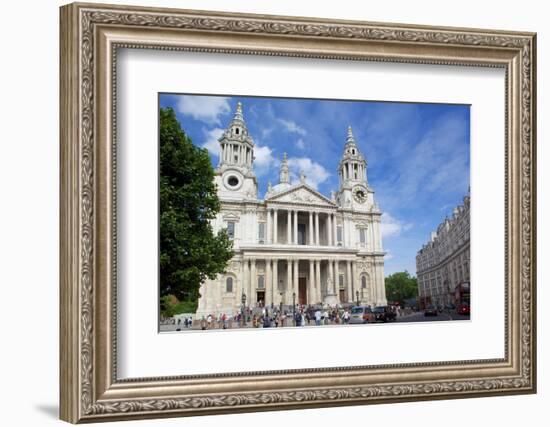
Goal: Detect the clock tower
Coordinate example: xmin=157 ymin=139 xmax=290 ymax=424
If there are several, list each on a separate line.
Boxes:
xmin=336 ymin=126 xmax=373 ymax=211
xmin=214 ymin=102 xmax=258 ymax=201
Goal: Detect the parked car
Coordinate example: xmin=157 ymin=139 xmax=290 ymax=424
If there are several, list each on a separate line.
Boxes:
xmin=349 ymin=306 xmax=375 ymax=324
xmin=457 ymin=304 xmax=470 ymax=315
xmin=424 ymin=305 xmax=438 ymax=316
xmin=373 ymin=306 xmax=397 ymax=322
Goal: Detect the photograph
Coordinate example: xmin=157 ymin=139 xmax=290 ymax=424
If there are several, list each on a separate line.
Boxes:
xmin=158 ymin=94 xmax=471 ymax=332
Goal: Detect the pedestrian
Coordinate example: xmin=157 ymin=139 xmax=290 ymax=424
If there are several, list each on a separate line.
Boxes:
xmin=314 ymin=309 xmax=321 ymax=326
xmin=206 ymin=314 xmax=212 ymax=329
xmin=294 ymin=311 xmax=301 ymax=327
xmin=200 ymin=316 xmax=207 ymax=330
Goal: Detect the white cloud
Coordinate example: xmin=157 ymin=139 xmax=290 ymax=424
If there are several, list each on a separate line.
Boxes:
xmin=381 ymin=212 xmax=413 ymax=238
xmin=253 ymin=144 xmax=277 ymax=176
xmin=201 ymin=128 xmax=224 ymax=157
xmin=277 ymin=118 xmax=307 ymax=136
xmin=296 ymin=138 xmax=306 ymax=150
xmin=287 ymin=157 xmax=330 ymax=189
xmin=384 ymin=250 xmax=394 ymax=261
xmin=176 ymin=96 xmax=230 ymax=125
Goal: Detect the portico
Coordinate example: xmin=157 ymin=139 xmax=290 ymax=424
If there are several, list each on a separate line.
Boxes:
xmin=238 ymin=254 xmax=364 ymax=308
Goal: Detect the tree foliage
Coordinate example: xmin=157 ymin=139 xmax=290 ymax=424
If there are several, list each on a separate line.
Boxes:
xmin=384 ymin=271 xmax=418 ymax=306
xmin=159 ymin=107 xmax=234 ymax=302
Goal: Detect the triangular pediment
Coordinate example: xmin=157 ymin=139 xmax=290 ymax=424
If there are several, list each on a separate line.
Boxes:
xmin=266 ymin=184 xmax=336 ymax=207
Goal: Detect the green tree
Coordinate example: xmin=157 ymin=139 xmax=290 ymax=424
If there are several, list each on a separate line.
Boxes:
xmin=159 ymin=107 xmax=234 ymax=303
xmin=385 ymin=271 xmax=418 ymax=306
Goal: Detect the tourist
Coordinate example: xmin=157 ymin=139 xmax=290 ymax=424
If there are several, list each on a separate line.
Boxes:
xmin=315 ymin=309 xmax=322 ymax=326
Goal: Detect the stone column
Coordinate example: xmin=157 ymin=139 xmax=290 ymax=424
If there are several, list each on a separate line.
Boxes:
xmin=309 ymin=211 xmax=314 ymax=245
xmin=315 ymin=212 xmax=320 ymax=245
xmin=244 ymin=258 xmax=250 ymax=299
xmin=333 ymin=214 xmax=338 ymax=246
xmin=273 ymin=209 xmax=278 ymax=244
xmin=293 ymin=210 xmax=298 ymax=244
xmin=334 ymin=260 xmax=340 ymax=302
xmin=326 ymin=213 xmax=332 ymax=246
xmin=352 ymin=260 xmax=358 ymax=303
xmin=265 ymin=259 xmax=272 ymax=306
xmin=266 ymin=209 xmax=272 ymax=244
xmin=287 ymin=210 xmax=292 ymax=244
xmin=250 ymin=258 xmax=256 ymax=307
xmin=236 ymin=258 xmax=244 ymax=308
xmin=272 ymin=259 xmax=279 ymax=305
xmin=286 ymin=259 xmax=292 ymax=305
xmin=293 ymin=259 xmax=299 ymax=304
xmin=309 ymin=259 xmax=314 ymax=305
xmin=315 ymin=259 xmax=321 ymax=302
xmin=346 ymin=260 xmax=352 ymax=303
xmin=328 ymin=260 xmax=334 ymax=293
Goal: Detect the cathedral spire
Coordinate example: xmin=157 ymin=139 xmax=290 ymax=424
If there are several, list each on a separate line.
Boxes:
xmin=338 ymin=124 xmax=367 ymax=187
xmin=231 ymin=101 xmax=245 ymax=126
xmin=218 ymin=101 xmax=254 ymax=170
xmin=279 ymin=152 xmax=290 ymax=184
xmin=346 ymin=125 xmax=356 ymax=144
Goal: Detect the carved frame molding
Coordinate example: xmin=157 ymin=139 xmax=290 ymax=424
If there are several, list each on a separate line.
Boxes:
xmin=60 ymin=2 xmax=536 ymax=423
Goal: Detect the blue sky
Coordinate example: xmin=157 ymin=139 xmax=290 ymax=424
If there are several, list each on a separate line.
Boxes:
xmin=159 ymin=93 xmax=470 ymax=277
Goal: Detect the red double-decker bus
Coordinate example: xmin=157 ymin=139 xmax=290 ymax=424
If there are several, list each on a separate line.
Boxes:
xmin=455 ymin=282 xmax=470 ymax=315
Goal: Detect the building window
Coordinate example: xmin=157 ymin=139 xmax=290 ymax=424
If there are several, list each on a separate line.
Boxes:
xmin=226 ymin=277 xmax=233 ymax=293
xmin=337 ymin=226 xmax=343 ymax=245
xmin=258 ymin=222 xmax=265 ymax=242
xmin=359 ymin=228 xmax=367 ymax=246
xmin=339 ymin=274 xmax=345 ymax=289
xmin=257 ymin=275 xmax=265 ymax=289
xmin=361 ymin=275 xmax=367 ymax=289
xmin=227 ymin=221 xmax=235 ymax=239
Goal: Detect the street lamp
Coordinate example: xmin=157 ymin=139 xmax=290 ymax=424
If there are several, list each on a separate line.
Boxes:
xmin=279 ymin=292 xmax=283 ymax=314
xmin=356 ymin=290 xmax=360 ymax=307
xmin=292 ymin=292 xmax=296 ymax=326
xmin=241 ymin=293 xmax=247 ymax=327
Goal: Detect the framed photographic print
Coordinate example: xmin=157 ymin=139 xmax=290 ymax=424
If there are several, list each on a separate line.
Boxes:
xmin=60 ymin=2 xmax=537 ymax=423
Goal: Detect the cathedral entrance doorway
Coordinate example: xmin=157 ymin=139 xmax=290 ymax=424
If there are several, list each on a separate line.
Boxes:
xmin=256 ymin=291 xmax=265 ymax=306
xmin=298 ymin=277 xmax=307 ymax=305
xmin=339 ymin=289 xmax=346 ymax=303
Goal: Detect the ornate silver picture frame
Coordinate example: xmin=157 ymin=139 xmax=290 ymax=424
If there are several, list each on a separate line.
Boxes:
xmin=60 ymin=2 xmax=536 ymax=423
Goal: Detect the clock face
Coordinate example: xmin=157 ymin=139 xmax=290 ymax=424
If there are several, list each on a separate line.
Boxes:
xmin=353 ymin=186 xmax=367 ymax=204
xmin=223 ymin=171 xmax=243 ymax=190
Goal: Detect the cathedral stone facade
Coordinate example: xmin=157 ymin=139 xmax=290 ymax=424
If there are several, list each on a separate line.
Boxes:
xmin=196 ymin=102 xmax=386 ymax=316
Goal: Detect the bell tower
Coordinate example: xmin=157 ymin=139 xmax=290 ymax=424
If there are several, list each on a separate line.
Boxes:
xmin=215 ymin=102 xmax=258 ymax=201
xmin=336 ymin=126 xmax=372 ymax=211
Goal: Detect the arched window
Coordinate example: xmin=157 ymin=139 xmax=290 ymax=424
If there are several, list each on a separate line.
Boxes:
xmin=226 ymin=277 xmax=233 ymax=293
xmin=235 ymin=128 xmax=240 ymax=135
xmin=361 ymin=276 xmax=367 ymax=289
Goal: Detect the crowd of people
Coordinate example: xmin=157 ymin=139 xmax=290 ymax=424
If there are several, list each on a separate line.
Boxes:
xmin=192 ymin=304 xmax=363 ymax=330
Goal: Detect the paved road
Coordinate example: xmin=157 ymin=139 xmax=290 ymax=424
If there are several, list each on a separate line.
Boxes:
xmin=396 ymin=311 xmax=470 ymax=323
xmin=160 ymin=312 xmax=470 ymax=331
